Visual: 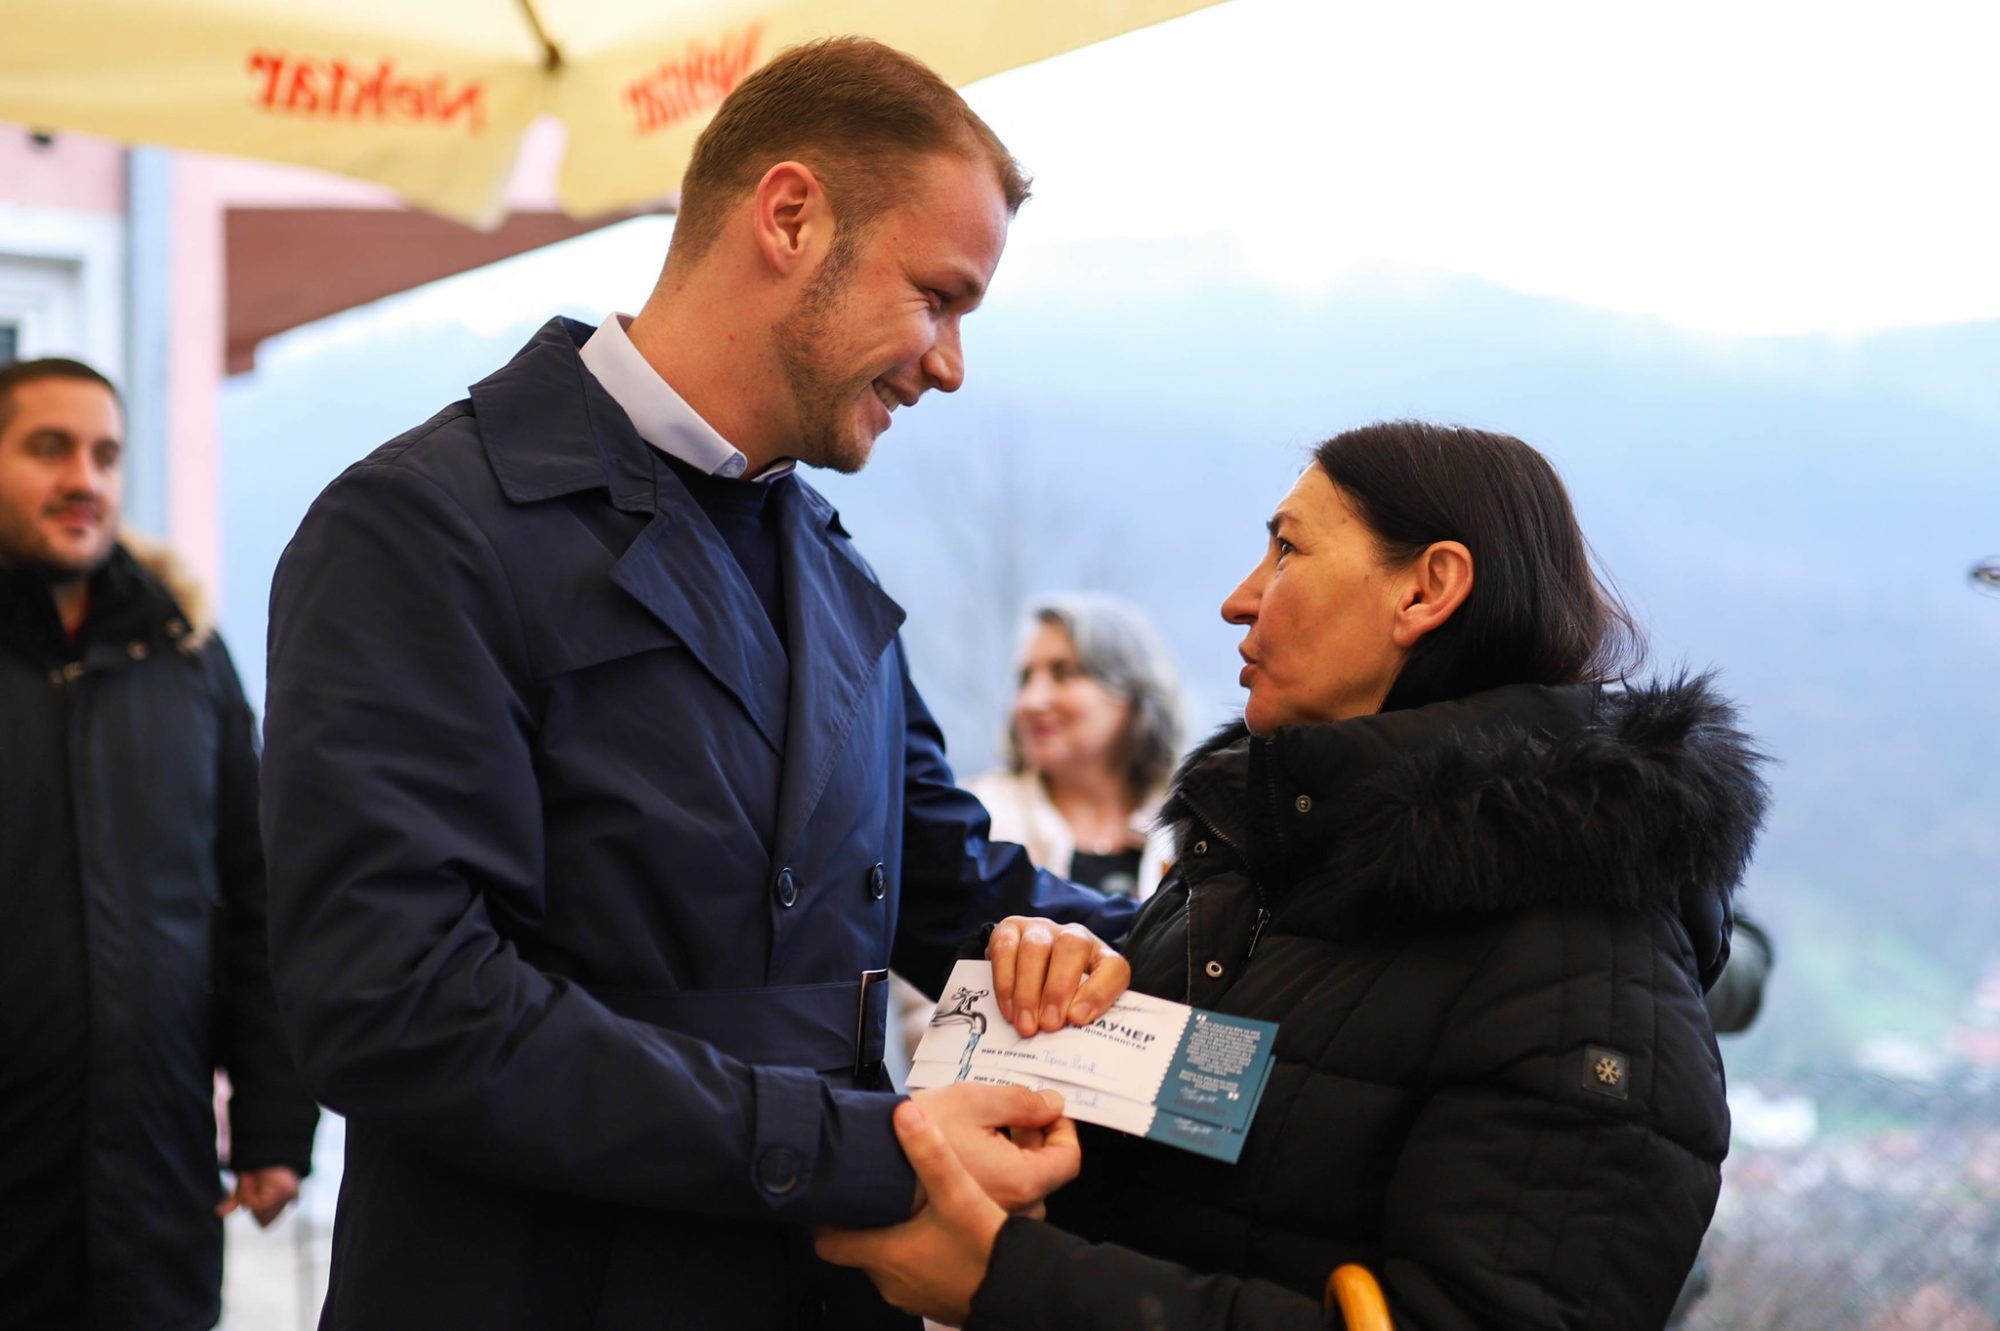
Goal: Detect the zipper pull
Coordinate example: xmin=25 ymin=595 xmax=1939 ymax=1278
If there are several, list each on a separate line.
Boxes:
xmin=1246 ymin=907 xmax=1271 ymax=959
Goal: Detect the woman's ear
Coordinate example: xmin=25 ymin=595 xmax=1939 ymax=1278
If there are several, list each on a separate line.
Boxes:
xmin=1391 ymin=541 xmax=1473 ymax=649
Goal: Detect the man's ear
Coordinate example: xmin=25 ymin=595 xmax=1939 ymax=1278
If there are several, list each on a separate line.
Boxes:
xmin=1391 ymin=541 xmax=1473 ymax=649
xmin=750 ymin=161 xmax=829 ymax=276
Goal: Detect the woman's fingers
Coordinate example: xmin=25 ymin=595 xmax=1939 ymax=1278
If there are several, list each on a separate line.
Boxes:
xmin=892 ymin=1099 xmax=987 ymax=1212
xmin=812 ymin=1100 xmax=1009 ymax=1324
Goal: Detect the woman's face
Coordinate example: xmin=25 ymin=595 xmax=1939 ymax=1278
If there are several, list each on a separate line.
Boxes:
xmin=1223 ymin=467 xmax=1411 ymax=734
xmin=1012 ymin=622 xmax=1134 ymax=786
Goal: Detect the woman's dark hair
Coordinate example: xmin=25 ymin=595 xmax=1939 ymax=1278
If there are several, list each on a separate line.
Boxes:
xmin=1312 ymin=421 xmax=1644 ymax=711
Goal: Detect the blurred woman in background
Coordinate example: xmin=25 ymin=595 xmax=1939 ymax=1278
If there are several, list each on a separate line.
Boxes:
xmin=897 ymin=594 xmax=1184 ymax=1063
xmin=967 ymin=594 xmax=1184 ymax=902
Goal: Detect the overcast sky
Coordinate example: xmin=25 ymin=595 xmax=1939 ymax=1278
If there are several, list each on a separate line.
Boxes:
xmin=271 ymin=0 xmax=2000 ymax=368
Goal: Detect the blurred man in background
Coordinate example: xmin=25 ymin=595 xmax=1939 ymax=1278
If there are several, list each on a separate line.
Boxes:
xmin=0 ymin=357 xmax=317 ymax=1330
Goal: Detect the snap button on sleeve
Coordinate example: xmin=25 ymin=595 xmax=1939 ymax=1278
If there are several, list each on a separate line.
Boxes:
xmin=1193 ymin=840 xmax=1209 ymax=856
xmin=1294 ymin=794 xmax=1312 ymax=813
xmin=755 ymin=1147 xmax=802 ymax=1195
xmin=774 ymin=868 xmax=798 ymax=909
xmin=1204 ymin=960 xmax=1225 ymax=979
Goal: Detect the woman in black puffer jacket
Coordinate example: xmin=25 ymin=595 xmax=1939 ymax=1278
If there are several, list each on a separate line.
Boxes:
xmin=822 ymin=421 xmax=1769 ymax=1331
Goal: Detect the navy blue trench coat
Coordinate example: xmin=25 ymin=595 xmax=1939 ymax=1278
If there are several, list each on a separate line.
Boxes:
xmin=262 ymin=318 xmax=1136 ymax=1329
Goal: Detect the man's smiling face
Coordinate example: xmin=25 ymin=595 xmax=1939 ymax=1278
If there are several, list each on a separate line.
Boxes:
xmin=773 ymin=150 xmax=1010 ymax=474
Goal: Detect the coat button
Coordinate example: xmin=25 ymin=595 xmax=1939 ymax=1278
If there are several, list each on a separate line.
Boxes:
xmin=1294 ymin=794 xmax=1312 ymax=813
xmin=774 ymin=868 xmax=798 ymax=909
xmin=868 ymin=863 xmax=887 ymax=900
xmin=1204 ymin=960 xmax=1225 ymax=979
xmin=1193 ymin=840 xmax=1209 ymax=856
xmin=127 ymin=641 xmax=149 ymax=661
xmin=756 ymin=1147 xmax=802 ymax=1195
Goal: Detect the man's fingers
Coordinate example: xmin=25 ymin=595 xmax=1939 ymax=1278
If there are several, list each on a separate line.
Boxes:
xmin=1009 ymin=922 xmax=1055 ymax=1036
xmin=214 ymin=1192 xmax=240 ymax=1220
xmin=964 ymin=1082 xmax=1062 ymax=1129
xmin=987 ymin=919 xmax=1021 ymax=1024
xmin=1039 ymin=1114 xmax=1080 ymax=1154
xmin=1038 ymin=932 xmax=1092 ymax=1032
xmin=1067 ymin=948 xmax=1132 ymax=1026
xmin=915 ymin=1082 xmax=1062 ymax=1134
xmin=1009 ymin=1119 xmax=1083 ymax=1198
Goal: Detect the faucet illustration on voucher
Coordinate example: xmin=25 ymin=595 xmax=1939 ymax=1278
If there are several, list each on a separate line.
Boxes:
xmin=928 ymin=986 xmax=989 ymax=1081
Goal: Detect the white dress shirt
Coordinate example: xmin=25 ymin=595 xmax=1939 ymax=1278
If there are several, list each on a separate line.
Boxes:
xmin=579 ymin=313 xmax=794 ymax=482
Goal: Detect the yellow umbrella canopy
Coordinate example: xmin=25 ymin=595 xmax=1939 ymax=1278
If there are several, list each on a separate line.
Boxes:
xmin=0 ymin=0 xmax=1222 ymax=227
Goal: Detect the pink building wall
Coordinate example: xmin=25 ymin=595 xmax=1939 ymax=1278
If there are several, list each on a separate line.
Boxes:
xmin=5 ymin=122 xmax=572 ymax=597
xmin=0 ymin=131 xmax=125 ymax=213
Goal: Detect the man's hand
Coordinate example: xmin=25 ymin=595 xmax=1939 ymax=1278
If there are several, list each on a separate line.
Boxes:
xmin=815 ymin=1098 xmax=1013 ymax=1326
xmin=216 ymin=1166 xmax=301 ymax=1227
xmin=988 ymin=916 xmax=1131 ymax=1037
xmin=908 ymin=1083 xmax=1080 ymax=1213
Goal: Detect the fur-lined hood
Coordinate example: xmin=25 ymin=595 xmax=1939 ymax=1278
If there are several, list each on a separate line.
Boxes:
xmin=1162 ymin=675 xmax=1768 ymax=980
xmin=0 ymin=533 xmax=212 ymax=660
xmin=120 ymin=532 xmax=214 ymax=651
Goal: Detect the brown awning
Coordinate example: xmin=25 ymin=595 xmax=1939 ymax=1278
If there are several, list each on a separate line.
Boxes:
xmin=225 ymin=204 xmax=661 ymax=374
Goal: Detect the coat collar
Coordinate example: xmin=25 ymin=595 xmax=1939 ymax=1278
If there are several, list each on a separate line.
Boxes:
xmin=472 ymin=317 xmax=655 ymax=514
xmin=471 ymin=317 xmax=908 ymax=845
xmin=1163 ymin=677 xmax=1769 ymax=987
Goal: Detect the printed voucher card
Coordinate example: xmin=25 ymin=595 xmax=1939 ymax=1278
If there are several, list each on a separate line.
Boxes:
xmin=905 ymin=960 xmax=1279 ymax=1163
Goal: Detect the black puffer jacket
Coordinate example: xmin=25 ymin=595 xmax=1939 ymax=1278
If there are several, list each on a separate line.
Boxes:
xmin=970 ymin=678 xmax=1768 ymax=1331
xmin=0 ymin=546 xmax=318 ymax=1331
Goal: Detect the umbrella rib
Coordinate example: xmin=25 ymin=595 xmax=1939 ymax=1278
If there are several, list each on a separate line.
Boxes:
xmin=516 ymin=0 xmax=563 ymax=71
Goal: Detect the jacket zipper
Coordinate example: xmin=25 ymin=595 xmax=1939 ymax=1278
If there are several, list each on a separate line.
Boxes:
xmin=1174 ymin=788 xmax=1272 ymax=970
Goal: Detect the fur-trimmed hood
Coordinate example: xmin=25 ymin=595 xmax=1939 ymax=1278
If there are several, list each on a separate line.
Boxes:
xmin=1162 ymin=675 xmax=1769 ymax=985
xmin=120 ymin=532 xmax=214 ymax=651
xmin=0 ymin=534 xmax=212 ymax=663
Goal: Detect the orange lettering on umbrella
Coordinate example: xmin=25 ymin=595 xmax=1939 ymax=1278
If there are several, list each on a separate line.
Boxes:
xmin=246 ymin=51 xmax=487 ymax=133
xmin=623 ymin=25 xmax=764 ymax=135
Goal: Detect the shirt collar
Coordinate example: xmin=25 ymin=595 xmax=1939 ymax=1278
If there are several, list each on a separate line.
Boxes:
xmin=579 ymin=314 xmax=795 ymax=483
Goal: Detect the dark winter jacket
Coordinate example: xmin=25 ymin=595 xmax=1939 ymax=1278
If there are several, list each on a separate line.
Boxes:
xmin=971 ymin=678 xmax=1769 ymax=1331
xmin=0 ymin=544 xmax=318 ymax=1331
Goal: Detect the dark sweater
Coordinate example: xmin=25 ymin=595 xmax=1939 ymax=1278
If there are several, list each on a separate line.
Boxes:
xmin=665 ymin=455 xmax=788 ymax=645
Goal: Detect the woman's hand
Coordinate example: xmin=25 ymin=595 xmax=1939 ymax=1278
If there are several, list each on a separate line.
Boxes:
xmin=816 ymin=1098 xmax=1032 ymax=1325
xmin=988 ymin=916 xmax=1131 ymax=1037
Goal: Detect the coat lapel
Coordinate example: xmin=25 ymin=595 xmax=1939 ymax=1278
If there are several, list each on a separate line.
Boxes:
xmin=609 ymin=473 xmax=789 ymax=753
xmin=474 ymin=318 xmax=788 ymax=750
xmin=768 ymin=481 xmax=906 ymax=867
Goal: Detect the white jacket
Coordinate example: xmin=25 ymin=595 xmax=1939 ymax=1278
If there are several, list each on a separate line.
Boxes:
xmin=963 ymin=768 xmax=1175 ymax=903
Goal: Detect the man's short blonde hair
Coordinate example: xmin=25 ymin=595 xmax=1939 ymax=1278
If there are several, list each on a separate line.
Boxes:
xmin=669 ymin=37 xmax=1031 ymax=268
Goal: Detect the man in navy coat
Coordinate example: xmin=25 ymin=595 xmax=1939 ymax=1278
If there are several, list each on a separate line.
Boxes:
xmin=261 ymin=36 xmax=1136 ymax=1330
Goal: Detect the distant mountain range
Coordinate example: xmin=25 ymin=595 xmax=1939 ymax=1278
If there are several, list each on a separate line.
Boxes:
xmin=222 ymin=264 xmax=2000 ymax=1079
